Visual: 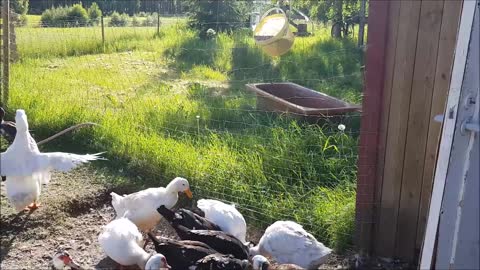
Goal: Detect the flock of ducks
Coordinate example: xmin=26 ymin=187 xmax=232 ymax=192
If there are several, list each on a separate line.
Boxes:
xmin=1 ymin=109 xmax=332 ymax=270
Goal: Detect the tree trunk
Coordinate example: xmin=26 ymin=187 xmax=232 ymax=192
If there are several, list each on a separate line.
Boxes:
xmin=357 ymin=0 xmax=367 ymax=47
xmin=331 ymin=0 xmax=343 ymax=38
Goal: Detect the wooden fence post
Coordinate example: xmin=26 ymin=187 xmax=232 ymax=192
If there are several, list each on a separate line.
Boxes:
xmin=355 ymin=0 xmax=390 ymax=256
xmin=1 ymin=0 xmax=10 ymax=107
xmin=157 ymin=4 xmax=160 ymax=36
xmin=101 ymin=15 xmax=105 ymax=50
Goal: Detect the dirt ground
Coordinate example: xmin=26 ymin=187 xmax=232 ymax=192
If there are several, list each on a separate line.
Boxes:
xmin=0 ymin=166 xmax=357 ymax=270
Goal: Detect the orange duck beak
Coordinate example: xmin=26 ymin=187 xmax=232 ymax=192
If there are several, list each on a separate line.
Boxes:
xmin=184 ymin=188 xmax=193 ymax=199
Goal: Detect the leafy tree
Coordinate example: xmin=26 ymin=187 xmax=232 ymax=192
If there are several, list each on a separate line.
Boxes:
xmin=12 ymin=0 xmax=29 ymax=15
xmin=67 ymin=4 xmax=89 ymax=26
xmin=292 ymin=0 xmax=362 ymax=38
xmin=88 ymin=2 xmax=102 ymax=25
xmin=186 ymin=0 xmax=252 ymax=36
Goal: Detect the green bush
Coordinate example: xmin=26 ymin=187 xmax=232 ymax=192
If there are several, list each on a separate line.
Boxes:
xmin=40 ymin=6 xmax=69 ymax=27
xmin=187 ymin=0 xmax=250 ymax=35
xmin=67 ymin=4 xmax=89 ymax=26
xmin=142 ymin=13 xmax=157 ymax=26
xmin=40 ymin=4 xmax=88 ymax=27
xmin=132 ymin=16 xmax=141 ymax=27
xmin=88 ymin=2 xmax=102 ymax=25
xmin=109 ymin=12 xmax=129 ymax=27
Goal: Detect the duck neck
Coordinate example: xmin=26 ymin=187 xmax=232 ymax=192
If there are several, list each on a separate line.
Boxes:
xmin=249 ymin=245 xmax=261 ymax=256
xmin=137 ymin=251 xmax=151 ymax=270
xmin=165 ymin=182 xmax=178 ymax=195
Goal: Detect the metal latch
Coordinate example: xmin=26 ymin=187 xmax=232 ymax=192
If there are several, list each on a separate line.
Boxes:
xmin=460 ymin=116 xmax=480 ymax=135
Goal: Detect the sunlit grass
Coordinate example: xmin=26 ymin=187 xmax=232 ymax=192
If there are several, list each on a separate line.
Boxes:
xmin=8 ymin=21 xmax=362 ymax=251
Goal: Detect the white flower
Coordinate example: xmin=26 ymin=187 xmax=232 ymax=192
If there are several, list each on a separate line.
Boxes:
xmin=338 ymin=124 xmax=346 ymax=131
xmin=196 ymin=115 xmax=200 ymax=119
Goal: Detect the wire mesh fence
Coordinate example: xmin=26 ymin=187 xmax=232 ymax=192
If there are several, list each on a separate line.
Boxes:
xmin=4 ymin=0 xmax=365 ymax=255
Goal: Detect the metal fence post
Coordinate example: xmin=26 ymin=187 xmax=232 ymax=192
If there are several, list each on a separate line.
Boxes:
xmin=1 ymin=0 xmax=10 ymax=107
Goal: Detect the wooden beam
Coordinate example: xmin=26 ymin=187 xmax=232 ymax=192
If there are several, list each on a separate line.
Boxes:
xmin=395 ymin=0 xmax=445 ymax=261
xmin=355 ymin=0 xmax=390 ymax=255
xmin=416 ymin=0 xmax=463 ymax=251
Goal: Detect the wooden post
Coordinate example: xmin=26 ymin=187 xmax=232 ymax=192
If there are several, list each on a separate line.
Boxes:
xmin=355 ymin=0 xmax=390 ymax=256
xmin=1 ymin=0 xmax=10 ymax=107
xmin=358 ymin=0 xmax=366 ymax=48
xmin=157 ymin=4 xmax=160 ymax=36
xmin=101 ymin=15 xmax=105 ymax=49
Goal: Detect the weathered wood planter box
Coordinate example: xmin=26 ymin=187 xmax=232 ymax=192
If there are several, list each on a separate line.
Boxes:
xmin=245 ymin=82 xmax=361 ymax=120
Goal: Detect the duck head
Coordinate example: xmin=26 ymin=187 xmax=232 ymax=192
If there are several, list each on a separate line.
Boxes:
xmin=167 ymin=177 xmax=193 ymax=199
xmin=52 ymin=250 xmax=83 ymax=270
xmin=14 ymin=109 xmax=28 ymax=132
xmin=252 ymin=255 xmax=270 ymax=270
xmin=145 ymin=253 xmax=171 ymax=270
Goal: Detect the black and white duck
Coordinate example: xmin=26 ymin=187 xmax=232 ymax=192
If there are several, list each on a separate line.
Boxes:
xmin=156 ymin=205 xmax=222 ymax=231
xmin=172 ymin=224 xmax=250 ymax=260
xmin=0 ymin=107 xmax=15 ymax=182
xmin=0 ymin=107 xmax=16 ymax=143
xmin=191 ymin=253 xmax=250 ymax=270
xmin=148 ymin=233 xmax=218 ymax=270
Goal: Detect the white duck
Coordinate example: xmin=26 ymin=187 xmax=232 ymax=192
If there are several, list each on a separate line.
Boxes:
xmin=98 ymin=217 xmax=171 ymax=270
xmin=249 ymin=221 xmax=332 ymax=269
xmin=0 ymin=109 xmax=105 ymax=212
xmin=196 ymin=199 xmax=247 ymax=243
xmin=110 ymin=177 xmax=193 ymax=232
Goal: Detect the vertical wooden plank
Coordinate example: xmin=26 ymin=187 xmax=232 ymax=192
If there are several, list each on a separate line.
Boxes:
xmin=375 ymin=0 xmax=422 ymax=258
xmin=355 ymin=0 xmax=390 ymax=254
xmin=395 ymin=0 xmax=445 ymax=261
xmin=416 ymin=0 xmax=463 ymax=250
xmin=373 ymin=0 xmax=401 ymax=250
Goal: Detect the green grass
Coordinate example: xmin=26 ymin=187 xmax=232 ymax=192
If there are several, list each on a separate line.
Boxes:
xmin=8 ymin=21 xmax=362 ymax=252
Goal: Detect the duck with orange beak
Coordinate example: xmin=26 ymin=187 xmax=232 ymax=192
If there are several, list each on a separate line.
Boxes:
xmin=110 ymin=177 xmax=193 ymax=247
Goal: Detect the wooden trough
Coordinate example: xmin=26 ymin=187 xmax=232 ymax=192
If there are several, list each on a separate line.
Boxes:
xmin=245 ymin=82 xmax=361 ymax=121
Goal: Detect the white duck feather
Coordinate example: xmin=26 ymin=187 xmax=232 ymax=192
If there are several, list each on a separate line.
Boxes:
xmin=98 ymin=217 xmax=171 ymax=269
xmin=196 ymin=199 xmax=247 ymax=243
xmin=249 ymin=221 xmax=332 ymax=269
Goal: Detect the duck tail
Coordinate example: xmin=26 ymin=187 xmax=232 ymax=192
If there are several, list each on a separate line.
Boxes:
xmin=147 ymin=232 xmax=161 ymax=250
xmin=110 ymin=192 xmax=123 ymax=211
xmin=156 ymin=205 xmax=175 ymax=222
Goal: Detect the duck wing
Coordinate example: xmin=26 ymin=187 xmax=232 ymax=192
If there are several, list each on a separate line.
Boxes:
xmin=176 ymin=227 xmax=249 ymax=260
xmin=148 ymin=234 xmax=217 ymax=269
xmin=177 ymin=209 xmax=222 ymax=231
xmin=261 ymin=221 xmax=331 ymax=268
xmin=194 ymin=254 xmax=248 ymax=270
xmin=33 ymin=152 xmax=106 ymax=172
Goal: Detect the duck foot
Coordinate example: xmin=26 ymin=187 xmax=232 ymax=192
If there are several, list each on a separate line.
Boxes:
xmin=24 ymin=202 xmax=41 ymax=211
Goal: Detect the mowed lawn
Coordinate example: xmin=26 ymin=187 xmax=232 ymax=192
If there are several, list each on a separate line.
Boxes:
xmin=9 ymin=19 xmax=363 ymax=252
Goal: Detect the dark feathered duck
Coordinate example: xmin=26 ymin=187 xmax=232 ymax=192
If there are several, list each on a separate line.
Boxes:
xmin=147 ymin=233 xmax=218 ymax=270
xmin=172 ymin=224 xmax=250 ymax=260
xmin=192 ymin=253 xmax=250 ymax=270
xmin=157 ymin=205 xmax=222 ymax=231
xmin=0 ymin=107 xmax=16 ymax=143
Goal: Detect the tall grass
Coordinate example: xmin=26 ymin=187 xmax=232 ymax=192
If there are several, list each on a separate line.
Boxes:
xmin=9 ymin=21 xmax=362 ymax=251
